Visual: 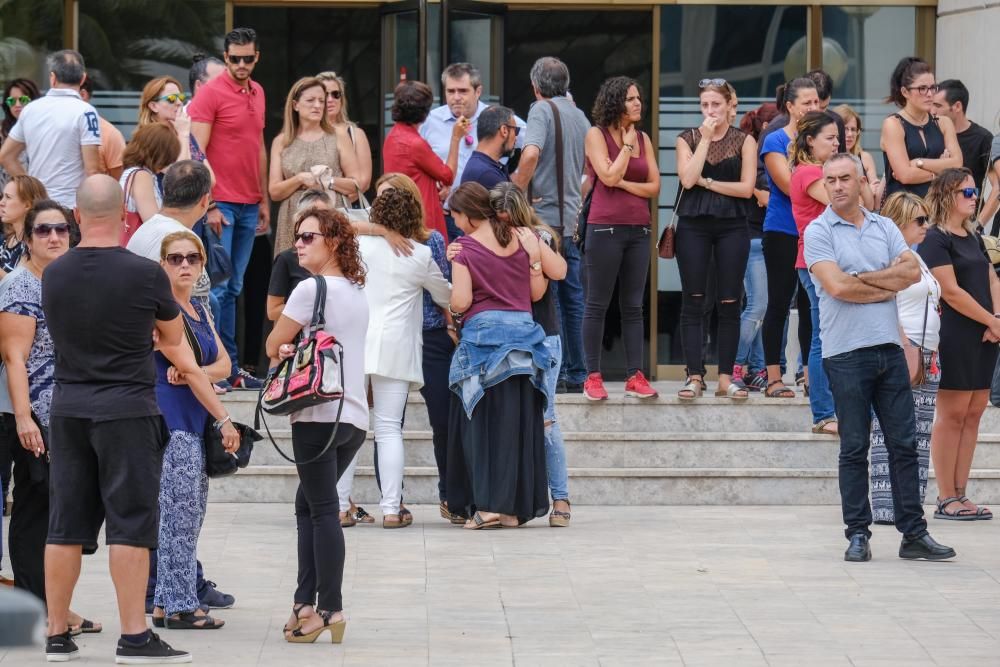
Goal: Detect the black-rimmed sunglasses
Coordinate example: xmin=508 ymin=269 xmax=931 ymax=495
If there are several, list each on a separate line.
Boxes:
xmin=227 ymin=54 xmax=256 ymax=65
xmin=32 ymin=223 xmax=70 ymax=237
xmin=294 ymin=231 xmax=329 ymax=245
xmin=959 ymin=187 xmax=979 ymax=199
xmin=164 ymin=253 xmax=204 ymax=267
xmin=913 ymin=216 xmax=929 ymax=226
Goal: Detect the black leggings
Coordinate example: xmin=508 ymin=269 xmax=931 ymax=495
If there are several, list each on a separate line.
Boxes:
xmin=420 ymin=327 xmax=455 ymax=501
xmin=292 ymin=421 xmax=365 ymax=612
xmin=582 ymin=224 xmax=650 ymax=376
xmin=675 ymin=216 xmax=749 ymax=376
xmin=796 ymin=273 xmax=812 ymax=365
xmin=762 ymin=231 xmax=801 ymax=367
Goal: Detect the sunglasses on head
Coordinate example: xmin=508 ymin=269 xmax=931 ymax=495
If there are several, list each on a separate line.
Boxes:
xmin=294 ymin=231 xmax=328 ymax=245
xmin=5 ymin=95 xmax=30 ymax=107
xmin=227 ymin=54 xmax=256 ymax=65
xmin=698 ymin=78 xmax=727 ymax=88
xmin=164 ymin=253 xmax=203 ymax=267
xmin=327 ymin=89 xmax=342 ymax=100
xmin=958 ymin=187 xmax=979 ymax=199
xmin=913 ymin=215 xmax=929 ymax=226
xmin=32 ymin=223 xmax=70 ymax=237
xmin=156 ymin=93 xmax=186 ymax=104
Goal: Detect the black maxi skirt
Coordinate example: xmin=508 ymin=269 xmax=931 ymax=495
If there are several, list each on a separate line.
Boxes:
xmin=446 ymin=375 xmax=549 ymax=523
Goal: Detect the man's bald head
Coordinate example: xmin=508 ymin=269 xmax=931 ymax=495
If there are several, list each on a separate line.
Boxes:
xmin=76 ymin=175 xmax=125 ymax=219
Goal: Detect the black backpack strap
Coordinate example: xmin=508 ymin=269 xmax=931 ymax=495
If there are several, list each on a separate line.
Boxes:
xmin=545 ymin=99 xmax=565 ymax=230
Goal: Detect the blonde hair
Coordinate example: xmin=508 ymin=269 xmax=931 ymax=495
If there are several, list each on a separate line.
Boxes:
xmin=376 ymin=172 xmax=425 ymax=230
xmin=316 ymin=71 xmax=351 ymax=125
xmin=880 ymin=191 xmax=926 ymax=230
xmin=280 ymin=77 xmax=334 ymax=149
xmin=159 ymin=230 xmax=205 ymax=262
xmin=488 ymin=182 xmax=560 ymax=251
xmin=833 ymin=104 xmax=863 ymax=156
xmin=139 ymin=76 xmax=184 ymax=127
xmin=925 ymin=167 xmax=978 ymax=235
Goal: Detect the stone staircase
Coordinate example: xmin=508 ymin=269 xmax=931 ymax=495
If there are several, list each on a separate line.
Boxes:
xmin=211 ymin=383 xmax=1000 ymax=505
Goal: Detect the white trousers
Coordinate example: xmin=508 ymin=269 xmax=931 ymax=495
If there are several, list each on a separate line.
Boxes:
xmin=336 ymin=375 xmax=409 ymax=515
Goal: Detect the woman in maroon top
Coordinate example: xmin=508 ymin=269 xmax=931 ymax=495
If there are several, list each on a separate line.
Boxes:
xmin=382 ymin=81 xmax=467 ymax=241
xmin=582 ymin=76 xmax=661 ymax=401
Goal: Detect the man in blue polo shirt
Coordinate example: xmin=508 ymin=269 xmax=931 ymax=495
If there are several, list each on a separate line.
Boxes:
xmin=460 ymin=106 xmax=517 ymax=190
xmin=805 ymin=153 xmax=955 ymax=564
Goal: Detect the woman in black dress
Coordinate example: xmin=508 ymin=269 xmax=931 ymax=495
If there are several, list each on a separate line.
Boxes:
xmin=880 ymin=57 xmax=961 ymax=199
xmin=919 ymin=168 xmax=1000 ymax=521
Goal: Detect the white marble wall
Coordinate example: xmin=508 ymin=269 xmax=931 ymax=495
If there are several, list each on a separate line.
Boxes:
xmin=936 ymin=0 xmax=1000 ymax=132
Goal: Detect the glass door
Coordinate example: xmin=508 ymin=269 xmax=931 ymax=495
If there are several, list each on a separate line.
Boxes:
xmin=380 ymin=0 xmax=428 ymax=145
xmin=441 ymin=0 xmax=504 ymax=104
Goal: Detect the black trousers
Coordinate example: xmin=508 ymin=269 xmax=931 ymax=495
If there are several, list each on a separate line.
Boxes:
xmin=292 ymin=421 xmax=365 ymax=612
xmin=675 ymin=216 xmax=749 ymax=376
xmin=762 ymin=231 xmax=800 ymax=367
xmin=582 ymin=224 xmax=650 ymax=376
xmin=420 ymin=327 xmax=455 ymax=501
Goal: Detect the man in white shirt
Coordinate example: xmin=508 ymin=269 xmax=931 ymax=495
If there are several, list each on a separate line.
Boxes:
xmin=0 ymin=50 xmax=101 ymax=207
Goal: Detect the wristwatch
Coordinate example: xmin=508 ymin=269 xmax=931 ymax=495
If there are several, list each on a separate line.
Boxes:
xmin=916 ymin=159 xmax=925 ymax=169
xmin=705 ymin=178 xmax=714 ymax=190
xmin=530 ymin=261 xmax=542 ymax=272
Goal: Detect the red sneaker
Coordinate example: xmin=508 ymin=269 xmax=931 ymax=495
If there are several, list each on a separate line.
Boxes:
xmin=583 ymin=372 xmax=608 ymax=401
xmin=625 ymin=370 xmax=658 ymax=399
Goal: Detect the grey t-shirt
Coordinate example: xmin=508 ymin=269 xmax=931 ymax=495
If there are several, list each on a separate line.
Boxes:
xmin=804 ymin=206 xmax=909 ymax=358
xmin=524 ymin=96 xmax=590 ymax=237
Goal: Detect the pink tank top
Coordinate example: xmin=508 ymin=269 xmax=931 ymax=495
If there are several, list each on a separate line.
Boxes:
xmin=587 ymin=126 xmax=651 ymax=226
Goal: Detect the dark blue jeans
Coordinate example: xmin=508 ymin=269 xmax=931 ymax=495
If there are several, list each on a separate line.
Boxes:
xmin=212 ymin=202 xmax=260 ymax=374
xmin=824 ymin=344 xmax=928 ymax=541
xmin=553 ymin=238 xmax=586 ymax=385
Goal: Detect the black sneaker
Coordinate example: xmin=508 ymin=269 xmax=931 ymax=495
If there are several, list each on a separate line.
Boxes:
xmin=198 ymin=579 xmax=235 ymax=609
xmin=115 ymin=632 xmax=190 ymax=664
xmin=46 ymin=632 xmax=79 ymax=662
xmin=746 ymin=370 xmax=768 ymax=393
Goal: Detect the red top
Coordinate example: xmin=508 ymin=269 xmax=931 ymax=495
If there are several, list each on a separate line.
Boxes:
xmin=587 ymin=126 xmax=651 ymax=226
xmin=382 ymin=123 xmax=454 ymax=240
xmin=187 ymin=73 xmax=266 ymax=205
xmin=790 ymin=164 xmax=826 ymax=269
xmin=452 ymin=235 xmax=531 ymax=321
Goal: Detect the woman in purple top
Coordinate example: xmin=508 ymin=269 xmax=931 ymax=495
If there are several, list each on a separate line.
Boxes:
xmin=444 ymin=182 xmax=554 ymax=530
xmin=582 ymin=76 xmax=661 ymax=402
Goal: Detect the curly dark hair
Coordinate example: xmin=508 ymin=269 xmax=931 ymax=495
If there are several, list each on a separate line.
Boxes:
xmin=24 ymin=200 xmax=80 ymax=254
xmin=371 ymin=187 xmax=429 ymax=241
xmin=591 ymin=76 xmax=640 ymax=129
xmin=391 ymin=80 xmax=433 ymax=125
xmin=293 ymin=207 xmax=367 ymax=286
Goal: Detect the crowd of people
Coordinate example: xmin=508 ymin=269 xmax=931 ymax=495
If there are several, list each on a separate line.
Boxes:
xmin=0 ymin=24 xmax=997 ymax=662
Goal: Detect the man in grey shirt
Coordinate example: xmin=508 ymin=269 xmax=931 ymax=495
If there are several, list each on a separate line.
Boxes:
xmin=512 ymin=57 xmax=590 ymax=392
xmin=804 ymin=153 xmax=955 ymax=564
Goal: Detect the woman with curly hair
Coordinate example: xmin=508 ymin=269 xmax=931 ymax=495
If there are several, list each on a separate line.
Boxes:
xmin=382 ymin=80 xmax=468 ymax=240
xmin=582 ymin=76 xmax=661 ymax=401
xmin=266 ymin=207 xmax=370 ymax=644
xmin=335 ymin=186 xmax=450 ymax=529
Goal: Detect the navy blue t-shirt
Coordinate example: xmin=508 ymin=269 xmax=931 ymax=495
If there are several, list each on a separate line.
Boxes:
xmin=460 ymin=150 xmax=509 ymax=190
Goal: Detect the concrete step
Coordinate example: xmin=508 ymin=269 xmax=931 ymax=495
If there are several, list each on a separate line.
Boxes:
xmin=209 ymin=464 xmax=1000 ymax=505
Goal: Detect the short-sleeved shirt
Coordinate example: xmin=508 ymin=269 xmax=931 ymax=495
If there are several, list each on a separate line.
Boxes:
xmin=98 ymin=117 xmax=125 ymax=175
xmin=187 ymin=73 xmax=266 ymax=205
xmin=460 ymin=150 xmax=508 ymax=190
xmin=524 ymin=97 xmax=590 ymax=235
xmin=957 ymin=121 xmax=993 ymax=191
xmin=282 ymin=276 xmax=369 ymax=432
xmin=422 ymin=230 xmax=450 ymax=330
xmin=0 ymin=238 xmax=26 ymax=274
xmin=268 ymin=248 xmax=311 ymax=303
xmin=760 ymin=128 xmax=795 ymax=236
xmin=126 ymin=213 xmax=212 ymax=301
xmin=804 ymin=206 xmax=909 ymax=358
xmin=43 ymin=247 xmax=180 ymax=421
xmin=8 ymin=89 xmax=102 ymax=208
xmin=791 ymin=164 xmax=826 ymax=269
xmin=452 ymin=235 xmax=531 ymax=321
xmin=919 ymin=226 xmax=993 ymax=321
xmin=0 ymin=269 xmax=55 ymax=427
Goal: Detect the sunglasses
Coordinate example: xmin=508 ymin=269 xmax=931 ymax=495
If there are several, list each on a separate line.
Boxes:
xmin=905 ymin=84 xmax=939 ymax=96
xmin=5 ymin=95 xmax=30 ymax=107
xmin=156 ymin=93 xmax=187 ymax=104
xmin=698 ymin=78 xmax=727 ymax=88
xmin=913 ymin=216 xmax=929 ymax=226
xmin=327 ymin=89 xmax=342 ymax=100
xmin=294 ymin=231 xmax=328 ymax=245
xmin=164 ymin=253 xmax=204 ymax=267
xmin=227 ymin=54 xmax=256 ymax=65
xmin=505 ymin=124 xmax=521 ymax=136
xmin=958 ymin=187 xmax=979 ymax=199
xmin=33 ymin=223 xmax=70 ymax=237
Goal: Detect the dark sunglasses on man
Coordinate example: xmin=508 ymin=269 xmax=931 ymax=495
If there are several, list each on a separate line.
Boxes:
xmin=227 ymin=54 xmax=257 ymax=65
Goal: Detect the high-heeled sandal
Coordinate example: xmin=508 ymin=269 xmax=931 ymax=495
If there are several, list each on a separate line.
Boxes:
xmin=283 ymin=603 xmax=312 ymax=635
xmin=285 ymin=609 xmax=346 ymax=644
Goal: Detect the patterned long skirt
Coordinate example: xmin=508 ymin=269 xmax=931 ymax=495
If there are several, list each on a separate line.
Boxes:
xmin=870 ymin=349 xmax=937 ymax=523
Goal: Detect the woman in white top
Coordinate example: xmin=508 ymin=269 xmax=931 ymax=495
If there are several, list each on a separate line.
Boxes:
xmin=869 ymin=192 xmax=940 ymax=523
xmin=336 ymin=186 xmax=451 ymax=528
xmin=266 ymin=207 xmax=370 ymax=644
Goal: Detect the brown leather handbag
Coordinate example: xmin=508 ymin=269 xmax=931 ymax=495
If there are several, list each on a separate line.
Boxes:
xmin=658 ymin=187 xmax=684 ymax=259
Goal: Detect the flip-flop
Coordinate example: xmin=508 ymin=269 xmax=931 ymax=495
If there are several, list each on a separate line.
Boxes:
xmin=464 ymin=511 xmax=500 ymax=530
xmin=714 ymin=384 xmax=748 ymax=401
xmin=811 ymin=418 xmax=839 ymax=435
xmin=69 ymin=619 xmax=102 ymax=636
xmin=165 ymin=611 xmax=225 ymax=630
xmin=765 ymin=380 xmax=796 ymax=398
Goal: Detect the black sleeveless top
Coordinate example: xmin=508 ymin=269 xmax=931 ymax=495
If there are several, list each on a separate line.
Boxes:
xmin=883 ymin=113 xmax=945 ymax=198
xmin=676 ymin=125 xmax=749 ymax=220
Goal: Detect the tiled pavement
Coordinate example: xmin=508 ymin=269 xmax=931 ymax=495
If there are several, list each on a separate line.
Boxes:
xmin=4 ymin=503 xmax=1000 ymax=666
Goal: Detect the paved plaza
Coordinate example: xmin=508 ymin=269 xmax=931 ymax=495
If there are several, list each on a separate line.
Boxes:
xmin=3 ymin=503 xmax=1000 ymax=666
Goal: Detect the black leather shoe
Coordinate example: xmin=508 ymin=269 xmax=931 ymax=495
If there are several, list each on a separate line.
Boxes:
xmin=555 ymin=380 xmax=569 ymax=394
xmin=844 ymin=534 xmax=871 ymax=562
xmin=564 ymin=382 xmax=584 ymax=394
xmin=899 ymin=534 xmax=956 ymax=561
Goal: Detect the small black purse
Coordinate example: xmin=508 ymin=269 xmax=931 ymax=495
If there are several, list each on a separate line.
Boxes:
xmin=182 ymin=313 xmax=260 ymax=477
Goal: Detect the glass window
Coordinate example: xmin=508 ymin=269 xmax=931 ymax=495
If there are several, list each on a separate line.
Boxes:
xmin=0 ymin=1 xmax=64 ymax=85
xmin=656 ymin=5 xmax=807 ymax=369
